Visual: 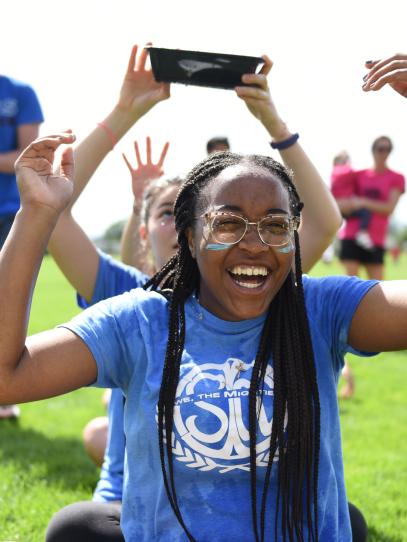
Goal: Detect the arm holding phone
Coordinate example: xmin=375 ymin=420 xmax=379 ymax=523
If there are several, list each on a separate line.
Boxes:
xmin=47 ymin=45 xmax=170 ymax=302
xmin=235 ymin=56 xmax=342 ymax=273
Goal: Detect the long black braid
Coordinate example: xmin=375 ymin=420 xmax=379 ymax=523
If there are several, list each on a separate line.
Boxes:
xmin=144 ymin=151 xmax=321 ymax=541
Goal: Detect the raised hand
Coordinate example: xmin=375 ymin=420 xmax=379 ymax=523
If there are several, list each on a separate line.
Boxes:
xmin=15 ymin=133 xmax=76 ymax=216
xmin=362 ymin=54 xmax=407 ymax=98
xmin=122 ymin=136 xmax=169 ymax=204
xmin=116 ymin=44 xmax=171 ymax=121
xmin=234 ymin=55 xmax=289 ymax=139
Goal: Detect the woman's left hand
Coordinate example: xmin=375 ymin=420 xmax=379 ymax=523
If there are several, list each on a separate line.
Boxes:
xmin=234 ymin=55 xmax=289 ymax=139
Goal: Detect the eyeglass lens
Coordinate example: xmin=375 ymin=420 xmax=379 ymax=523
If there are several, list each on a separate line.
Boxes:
xmin=210 ymin=214 xmax=292 ymax=246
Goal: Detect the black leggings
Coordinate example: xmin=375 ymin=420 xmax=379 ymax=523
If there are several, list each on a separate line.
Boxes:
xmin=348 ymin=501 xmax=368 ymax=542
xmin=45 ymin=501 xmax=124 ymax=542
xmin=45 ymin=500 xmax=367 ymax=541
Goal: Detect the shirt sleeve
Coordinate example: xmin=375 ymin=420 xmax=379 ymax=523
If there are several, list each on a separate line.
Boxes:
xmin=303 ymin=275 xmax=379 ymax=372
xmin=77 ymin=250 xmax=149 ymax=309
xmin=62 ymin=289 xmax=146 ymax=391
xmin=15 ymin=83 xmax=44 ymax=124
xmin=390 ymin=172 xmax=405 ymax=194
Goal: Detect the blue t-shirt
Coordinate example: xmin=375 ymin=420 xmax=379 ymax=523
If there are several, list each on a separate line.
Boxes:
xmin=64 ymin=274 xmax=377 ymax=541
xmin=78 ymin=251 xmax=148 ymax=502
xmin=0 ymin=76 xmax=44 ymax=216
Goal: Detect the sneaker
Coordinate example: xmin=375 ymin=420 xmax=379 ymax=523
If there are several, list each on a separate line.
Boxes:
xmin=355 ymin=231 xmax=374 ymax=250
xmin=0 ymin=404 xmax=21 ymax=420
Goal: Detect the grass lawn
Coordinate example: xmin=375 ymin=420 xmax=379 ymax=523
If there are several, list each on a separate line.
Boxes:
xmin=0 ymin=254 xmax=406 ymax=541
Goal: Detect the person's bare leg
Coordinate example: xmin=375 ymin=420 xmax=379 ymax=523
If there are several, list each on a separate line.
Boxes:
xmin=339 ymin=361 xmax=355 ymax=399
xmin=341 ymin=260 xmax=360 ymax=277
xmin=338 ymin=260 xmax=359 ymax=399
xmin=365 ymin=263 xmax=384 ymax=281
xmin=82 ymin=416 xmax=108 ymax=467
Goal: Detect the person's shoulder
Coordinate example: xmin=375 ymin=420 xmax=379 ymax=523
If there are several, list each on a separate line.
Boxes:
xmin=1 ymin=76 xmax=35 ymax=92
xmin=90 ymin=287 xmax=168 ymax=331
xmin=302 ymin=274 xmax=366 ymax=294
xmin=116 ymin=287 xmax=169 ymax=313
xmin=354 ymin=168 xmax=369 ymax=177
xmin=302 ymin=275 xmax=378 ymax=321
xmin=387 ymin=168 xmax=405 ymax=181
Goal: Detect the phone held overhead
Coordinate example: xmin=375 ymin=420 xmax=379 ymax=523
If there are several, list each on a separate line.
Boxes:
xmin=145 ymin=46 xmax=264 ymax=90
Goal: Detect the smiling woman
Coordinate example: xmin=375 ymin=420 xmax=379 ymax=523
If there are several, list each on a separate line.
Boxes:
xmin=141 ymin=151 xmax=324 ymax=540
xmin=186 ymin=160 xmax=298 ymax=321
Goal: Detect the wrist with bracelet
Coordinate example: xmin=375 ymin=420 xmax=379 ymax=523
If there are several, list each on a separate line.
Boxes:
xmin=270 ymin=132 xmax=299 ymax=150
xmin=97 ymin=122 xmax=118 ymax=150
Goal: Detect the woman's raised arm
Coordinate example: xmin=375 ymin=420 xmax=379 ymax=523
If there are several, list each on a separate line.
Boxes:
xmin=0 ymin=135 xmax=97 ymax=405
xmin=235 ymin=55 xmax=342 ymax=273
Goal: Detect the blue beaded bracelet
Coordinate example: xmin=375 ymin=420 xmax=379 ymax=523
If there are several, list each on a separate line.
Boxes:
xmin=270 ymin=132 xmax=299 ymax=150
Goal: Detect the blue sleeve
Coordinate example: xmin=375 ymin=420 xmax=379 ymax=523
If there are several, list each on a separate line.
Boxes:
xmin=15 ymin=83 xmax=44 ymax=124
xmin=303 ymin=275 xmax=379 ymax=372
xmin=62 ymin=289 xmax=146 ymax=391
xmin=77 ymin=250 xmax=149 ymax=309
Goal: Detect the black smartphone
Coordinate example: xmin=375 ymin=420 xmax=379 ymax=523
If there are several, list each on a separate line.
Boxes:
xmin=145 ymin=47 xmax=264 ymax=90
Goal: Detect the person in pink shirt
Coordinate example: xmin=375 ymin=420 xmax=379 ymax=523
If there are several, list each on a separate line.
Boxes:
xmin=332 ymin=137 xmax=404 ymax=399
xmin=335 ymin=136 xmax=404 ymax=280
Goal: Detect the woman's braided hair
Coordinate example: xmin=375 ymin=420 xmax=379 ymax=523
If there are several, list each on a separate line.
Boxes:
xmin=144 ymin=151 xmax=321 ymax=541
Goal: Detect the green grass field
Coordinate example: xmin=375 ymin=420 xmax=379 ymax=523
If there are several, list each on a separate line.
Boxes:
xmin=0 ymin=255 xmax=406 ymax=541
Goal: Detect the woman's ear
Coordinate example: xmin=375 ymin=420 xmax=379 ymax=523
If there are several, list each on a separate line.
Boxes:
xmin=186 ymin=227 xmax=196 ymax=258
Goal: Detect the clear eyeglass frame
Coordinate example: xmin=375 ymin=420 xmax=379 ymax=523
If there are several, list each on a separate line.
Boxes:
xmin=199 ymin=211 xmax=300 ymax=247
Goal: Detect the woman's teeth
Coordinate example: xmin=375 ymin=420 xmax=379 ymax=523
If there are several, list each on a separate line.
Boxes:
xmin=228 ymin=265 xmax=269 ymax=289
xmin=229 ymin=265 xmax=268 ymax=276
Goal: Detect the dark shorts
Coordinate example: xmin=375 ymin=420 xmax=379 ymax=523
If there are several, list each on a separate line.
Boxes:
xmin=339 ymin=238 xmax=384 ymax=265
xmin=0 ymin=214 xmax=16 ymax=249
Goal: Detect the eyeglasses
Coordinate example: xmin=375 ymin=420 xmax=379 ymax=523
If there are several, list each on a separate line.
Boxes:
xmin=200 ymin=212 xmax=300 ymax=247
xmin=375 ymin=146 xmax=391 ymax=153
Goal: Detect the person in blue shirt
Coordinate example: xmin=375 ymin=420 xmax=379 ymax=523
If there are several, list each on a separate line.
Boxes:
xmin=0 ymin=75 xmax=44 ymax=420
xmin=0 ymin=76 xmax=44 ymax=245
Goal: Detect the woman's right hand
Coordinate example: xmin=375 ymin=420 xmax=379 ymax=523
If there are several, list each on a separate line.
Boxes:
xmin=15 ymin=133 xmax=76 ymax=217
xmin=116 ymin=44 xmax=171 ymax=121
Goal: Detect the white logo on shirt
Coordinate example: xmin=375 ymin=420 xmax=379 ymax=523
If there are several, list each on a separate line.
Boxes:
xmin=165 ymin=358 xmax=285 ymax=473
xmin=0 ymin=98 xmax=18 ymax=117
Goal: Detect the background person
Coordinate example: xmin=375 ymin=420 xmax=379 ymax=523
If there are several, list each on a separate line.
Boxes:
xmin=333 ymin=135 xmax=404 ymax=399
xmin=335 ymin=135 xmax=404 ymax=280
xmin=0 ymin=74 xmax=44 ymax=420
xmin=333 ymin=136 xmax=405 ymax=399
xmin=206 ymin=136 xmax=230 ymax=154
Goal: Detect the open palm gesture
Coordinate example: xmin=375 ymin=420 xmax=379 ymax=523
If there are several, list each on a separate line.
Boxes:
xmin=122 ymin=136 xmax=169 ymax=203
